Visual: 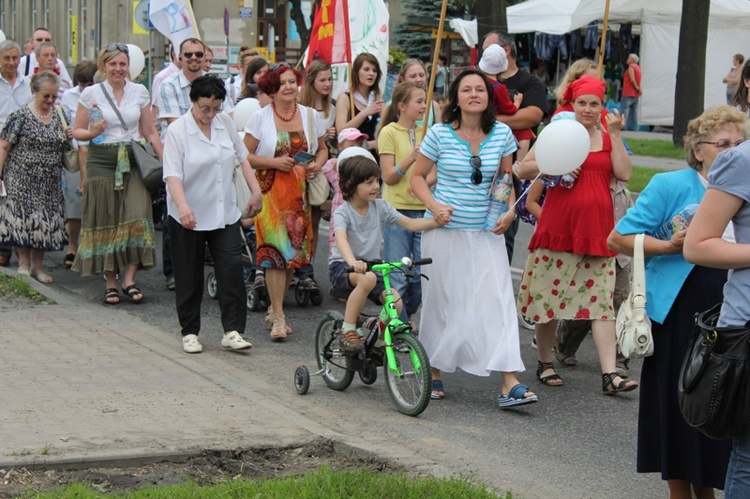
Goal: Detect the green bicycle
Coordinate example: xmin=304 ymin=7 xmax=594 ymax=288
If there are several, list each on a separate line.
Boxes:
xmin=294 ymin=257 xmax=433 ymax=417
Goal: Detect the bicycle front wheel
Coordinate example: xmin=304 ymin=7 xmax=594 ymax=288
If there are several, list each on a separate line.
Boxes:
xmin=384 ymin=333 xmax=432 ymax=416
xmin=315 ymin=316 xmax=354 ymax=391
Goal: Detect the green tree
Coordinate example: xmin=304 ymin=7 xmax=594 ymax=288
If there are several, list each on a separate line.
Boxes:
xmin=396 ymin=0 xmax=467 ymax=58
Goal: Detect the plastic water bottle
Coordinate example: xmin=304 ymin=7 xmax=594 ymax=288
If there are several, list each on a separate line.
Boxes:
xmin=653 ymin=203 xmax=699 ymax=240
xmin=559 ymin=173 xmax=576 ymax=189
xmin=485 ymin=167 xmax=513 ymax=231
xmin=89 ymin=103 xmax=105 ymax=144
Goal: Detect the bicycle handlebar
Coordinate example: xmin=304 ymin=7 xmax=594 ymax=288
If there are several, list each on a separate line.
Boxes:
xmin=344 ymin=257 xmax=432 ymax=273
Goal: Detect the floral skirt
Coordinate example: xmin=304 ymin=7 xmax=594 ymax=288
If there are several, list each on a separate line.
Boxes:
xmin=517 ymin=248 xmax=615 ymax=324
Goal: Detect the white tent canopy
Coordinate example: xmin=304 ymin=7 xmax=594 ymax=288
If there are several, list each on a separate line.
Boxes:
xmin=451 ymin=0 xmax=750 ymax=125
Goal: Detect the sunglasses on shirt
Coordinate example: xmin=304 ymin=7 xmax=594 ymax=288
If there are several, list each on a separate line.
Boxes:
xmin=470 ymin=155 xmax=482 ymax=185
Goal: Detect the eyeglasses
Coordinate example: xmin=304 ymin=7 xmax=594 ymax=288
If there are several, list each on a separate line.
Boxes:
xmin=184 ymin=51 xmax=204 ymax=59
xmin=270 ymin=61 xmax=292 ymax=71
xmin=105 ymin=43 xmax=129 ymax=54
xmin=699 ymin=140 xmax=744 ymax=150
xmin=469 ymin=155 xmax=482 ymax=185
xmin=198 ymin=104 xmax=223 ymax=115
xmin=35 ymin=38 xmax=52 ymax=42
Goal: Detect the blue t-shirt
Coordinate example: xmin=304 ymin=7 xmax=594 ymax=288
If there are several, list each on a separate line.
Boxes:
xmin=419 ymin=122 xmax=517 ymax=230
xmin=708 ymin=142 xmax=750 ymax=327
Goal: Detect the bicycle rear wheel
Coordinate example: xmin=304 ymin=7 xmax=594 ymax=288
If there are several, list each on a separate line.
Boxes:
xmin=315 ymin=316 xmax=354 ymax=391
xmin=384 ymin=333 xmax=432 ymax=416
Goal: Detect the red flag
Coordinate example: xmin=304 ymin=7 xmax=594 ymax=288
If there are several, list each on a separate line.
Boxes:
xmin=306 ymin=0 xmax=351 ymax=66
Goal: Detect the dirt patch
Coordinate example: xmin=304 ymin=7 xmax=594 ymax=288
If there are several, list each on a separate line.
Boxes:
xmin=0 ymin=439 xmax=394 ymax=497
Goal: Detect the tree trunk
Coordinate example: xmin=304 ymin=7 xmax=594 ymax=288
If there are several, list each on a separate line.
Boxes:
xmin=672 ymin=0 xmax=710 ymax=146
xmin=287 ymin=0 xmax=315 ymax=53
xmin=475 ymin=0 xmax=506 ymax=49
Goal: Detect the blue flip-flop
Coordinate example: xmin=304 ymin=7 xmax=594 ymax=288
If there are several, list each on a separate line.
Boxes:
xmin=431 ymin=379 xmax=446 ymax=400
xmin=498 ymin=384 xmax=538 ymax=409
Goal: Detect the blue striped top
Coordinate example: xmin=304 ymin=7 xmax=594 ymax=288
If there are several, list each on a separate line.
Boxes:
xmin=420 ymin=122 xmax=517 ymax=230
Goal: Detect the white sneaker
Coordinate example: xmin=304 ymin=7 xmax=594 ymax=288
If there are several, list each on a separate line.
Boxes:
xmin=182 ymin=334 xmax=203 ymax=353
xmin=222 ymin=331 xmax=253 ymax=350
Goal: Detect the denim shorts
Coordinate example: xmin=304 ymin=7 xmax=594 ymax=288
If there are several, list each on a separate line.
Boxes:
xmin=328 ymin=260 xmax=385 ymax=304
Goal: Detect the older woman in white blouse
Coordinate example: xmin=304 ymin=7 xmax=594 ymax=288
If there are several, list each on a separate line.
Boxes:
xmin=163 ymin=75 xmax=262 ymax=354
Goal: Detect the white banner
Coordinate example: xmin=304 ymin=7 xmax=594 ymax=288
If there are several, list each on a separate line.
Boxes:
xmin=148 ymin=0 xmax=199 ymax=50
xmin=331 ymin=0 xmax=389 ymax=99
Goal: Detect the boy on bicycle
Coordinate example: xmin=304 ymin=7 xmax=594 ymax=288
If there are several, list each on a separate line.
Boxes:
xmin=328 ymin=156 xmax=447 ymax=352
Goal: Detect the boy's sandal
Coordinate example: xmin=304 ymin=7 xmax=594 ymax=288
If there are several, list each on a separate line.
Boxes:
xmin=498 ymin=384 xmax=539 ymax=409
xmin=537 ymin=361 xmax=564 ymax=386
xmin=103 ymin=288 xmax=120 ymax=305
xmin=64 ymin=253 xmax=75 ymax=268
xmin=602 ymin=372 xmax=639 ymax=395
xmin=431 ymin=379 xmax=446 ymax=400
xmin=122 ymin=284 xmax=144 ymax=304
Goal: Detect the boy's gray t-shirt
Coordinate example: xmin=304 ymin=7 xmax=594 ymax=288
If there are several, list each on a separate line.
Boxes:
xmin=708 ymin=141 xmax=750 ymax=327
xmin=329 ymin=199 xmax=403 ymax=264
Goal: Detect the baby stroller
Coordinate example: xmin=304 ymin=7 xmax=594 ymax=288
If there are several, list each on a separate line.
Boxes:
xmin=205 ymin=225 xmax=269 ymax=312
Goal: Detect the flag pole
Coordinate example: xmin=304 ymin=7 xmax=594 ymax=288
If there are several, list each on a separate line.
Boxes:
xmin=186 ymin=1 xmax=201 ymax=40
xmin=597 ymin=0 xmax=611 ymax=79
xmin=342 ymin=0 xmax=355 ymax=121
xmin=421 ymin=0 xmax=449 ymax=142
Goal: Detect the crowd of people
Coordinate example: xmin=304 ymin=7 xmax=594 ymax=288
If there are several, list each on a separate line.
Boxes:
xmin=4 ymin=25 xmax=750 ymax=496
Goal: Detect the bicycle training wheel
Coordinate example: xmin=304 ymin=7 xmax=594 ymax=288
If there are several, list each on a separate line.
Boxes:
xmin=206 ymin=272 xmax=218 ymax=299
xmin=315 ymin=316 xmax=354 ymax=391
xmin=384 ymin=333 xmax=432 ymax=416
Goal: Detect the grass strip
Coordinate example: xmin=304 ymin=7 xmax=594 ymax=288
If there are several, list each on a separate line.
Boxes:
xmin=625 ymin=138 xmax=684 ymax=160
xmin=628 ymin=166 xmax=669 ymax=193
xmin=0 ymin=274 xmax=53 ymax=303
xmin=22 ymin=467 xmax=507 ymax=498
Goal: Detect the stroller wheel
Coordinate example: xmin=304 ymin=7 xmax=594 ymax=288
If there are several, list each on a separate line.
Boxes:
xmin=206 ymin=272 xmax=218 ymax=299
xmin=295 ymin=281 xmax=310 ymax=307
xmin=245 ymin=284 xmax=255 ymax=311
xmin=310 ymin=288 xmax=323 ymax=306
xmin=250 ymin=286 xmax=264 ymax=311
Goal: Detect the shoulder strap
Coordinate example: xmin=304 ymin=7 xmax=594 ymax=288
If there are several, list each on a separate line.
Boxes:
xmin=24 ymin=55 xmax=31 ymax=76
xmin=632 ymin=234 xmax=646 ymax=299
xmin=99 ymin=82 xmax=128 ymax=131
xmin=55 ymin=105 xmax=68 ymax=127
xmin=306 ymin=106 xmax=315 ymax=154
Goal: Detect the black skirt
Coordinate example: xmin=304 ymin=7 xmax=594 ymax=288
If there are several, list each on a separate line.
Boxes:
xmin=637 ymin=265 xmax=732 ymax=489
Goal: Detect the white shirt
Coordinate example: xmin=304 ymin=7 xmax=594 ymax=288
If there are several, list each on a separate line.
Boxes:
xmin=244 ymin=104 xmax=325 ymax=158
xmin=18 ymin=53 xmax=72 ymax=83
xmin=150 ymin=62 xmax=180 ymax=108
xmin=78 ymin=80 xmax=150 ymax=143
xmin=224 ymin=75 xmax=243 ymax=106
xmin=0 ymin=74 xmax=32 ymax=129
xmin=163 ymin=111 xmax=249 ymax=231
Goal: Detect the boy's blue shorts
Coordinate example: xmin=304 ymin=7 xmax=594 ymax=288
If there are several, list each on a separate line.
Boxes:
xmin=328 ymin=260 xmax=385 ymax=305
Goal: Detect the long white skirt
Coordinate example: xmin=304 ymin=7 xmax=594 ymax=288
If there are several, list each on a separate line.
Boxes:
xmin=420 ymin=228 xmax=525 ymax=376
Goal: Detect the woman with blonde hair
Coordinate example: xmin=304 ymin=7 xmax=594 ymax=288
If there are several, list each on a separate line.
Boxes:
xmin=72 ymin=43 xmax=163 ymax=304
xmin=610 ymin=105 xmax=747 ymax=497
xmin=555 ymin=58 xmax=597 ymax=107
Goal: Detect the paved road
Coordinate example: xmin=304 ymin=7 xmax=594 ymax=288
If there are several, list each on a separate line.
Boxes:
xmin=24 ymin=219 xmax=674 ymax=499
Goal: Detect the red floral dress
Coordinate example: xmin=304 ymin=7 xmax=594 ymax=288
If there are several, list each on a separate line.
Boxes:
xmin=516 ymin=133 xmax=617 ymax=324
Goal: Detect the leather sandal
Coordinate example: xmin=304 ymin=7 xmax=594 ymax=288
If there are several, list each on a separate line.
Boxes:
xmin=103 ymin=288 xmax=120 ymax=305
xmin=122 ymin=284 xmax=144 ymax=304
xmin=602 ymin=372 xmax=638 ymax=395
xmin=537 ymin=361 xmax=564 ymax=386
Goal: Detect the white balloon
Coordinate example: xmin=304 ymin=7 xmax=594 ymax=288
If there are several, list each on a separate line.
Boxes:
xmin=126 ymin=44 xmax=145 ymax=80
xmin=0 ymin=30 xmax=5 ymax=43
xmin=337 ymin=146 xmax=376 ymax=163
xmin=534 ymin=119 xmax=591 ymax=176
xmin=232 ymin=98 xmax=262 ymax=131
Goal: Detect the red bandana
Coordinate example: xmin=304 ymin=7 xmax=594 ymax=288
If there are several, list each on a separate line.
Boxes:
xmin=564 ymin=75 xmax=606 ymax=103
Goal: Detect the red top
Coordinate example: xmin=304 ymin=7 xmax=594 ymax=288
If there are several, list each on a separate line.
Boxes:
xmin=491 ymin=78 xmax=534 ymax=142
xmin=622 ymin=63 xmax=641 ymax=98
xmin=529 ymin=132 xmax=616 ymax=257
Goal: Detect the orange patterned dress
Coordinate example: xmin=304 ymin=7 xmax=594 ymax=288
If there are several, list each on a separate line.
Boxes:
xmin=254 ymin=131 xmax=313 ymax=269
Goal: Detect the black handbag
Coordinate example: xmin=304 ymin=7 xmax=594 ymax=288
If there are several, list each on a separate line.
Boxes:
xmin=678 ymin=303 xmax=750 ymax=440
